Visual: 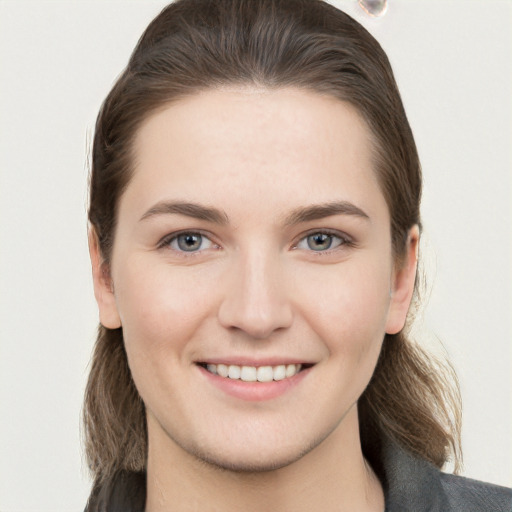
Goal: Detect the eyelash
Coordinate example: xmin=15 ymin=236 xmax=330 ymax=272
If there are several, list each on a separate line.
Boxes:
xmin=157 ymin=230 xmax=218 ymax=255
xmin=293 ymin=229 xmax=354 ymax=253
xmin=157 ymin=229 xmax=354 ymax=255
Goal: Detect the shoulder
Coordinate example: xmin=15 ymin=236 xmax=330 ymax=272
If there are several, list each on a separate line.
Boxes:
xmin=439 ymin=472 xmax=512 ymax=512
xmin=378 ymin=438 xmax=512 ymax=512
xmin=84 ymin=471 xmax=146 ymax=512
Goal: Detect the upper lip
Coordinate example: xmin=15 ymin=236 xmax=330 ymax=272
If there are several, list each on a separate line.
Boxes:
xmin=195 ymin=358 xmax=315 ymax=367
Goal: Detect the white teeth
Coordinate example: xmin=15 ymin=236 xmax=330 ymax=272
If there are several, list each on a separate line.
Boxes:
xmin=204 ymin=363 xmax=303 ymax=381
xmin=285 ymin=364 xmax=297 ymax=378
xmin=228 ymin=365 xmax=241 ymax=379
xmin=273 ymin=365 xmax=286 ymax=381
xmin=217 ymin=364 xmax=229 ymax=378
xmin=240 ymin=366 xmax=257 ymax=382
xmin=257 ymin=366 xmax=273 ymax=382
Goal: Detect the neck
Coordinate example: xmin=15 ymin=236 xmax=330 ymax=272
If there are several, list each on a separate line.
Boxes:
xmin=145 ymin=406 xmax=384 ymax=512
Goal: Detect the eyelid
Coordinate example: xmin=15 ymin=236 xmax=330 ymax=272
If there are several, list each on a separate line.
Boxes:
xmin=156 ymin=228 xmax=353 ymax=254
xmin=157 ymin=230 xmax=219 ymax=252
xmin=292 ymin=229 xmax=354 ymax=252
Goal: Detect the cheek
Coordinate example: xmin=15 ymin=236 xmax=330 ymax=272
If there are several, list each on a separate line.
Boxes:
xmin=295 ymin=259 xmax=391 ymax=358
xmin=112 ymin=259 xmax=224 ymax=409
xmin=113 ymin=257 xmax=220 ymax=357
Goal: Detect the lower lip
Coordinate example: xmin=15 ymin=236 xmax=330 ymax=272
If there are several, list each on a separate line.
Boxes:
xmin=197 ymin=365 xmax=312 ymax=402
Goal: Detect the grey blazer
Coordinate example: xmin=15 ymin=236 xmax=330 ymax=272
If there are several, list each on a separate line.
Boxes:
xmin=87 ymin=441 xmax=512 ymax=512
xmin=380 ymin=440 xmax=512 ymax=511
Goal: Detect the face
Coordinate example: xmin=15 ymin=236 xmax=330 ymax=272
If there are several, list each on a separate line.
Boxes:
xmin=91 ymin=87 xmax=417 ymax=472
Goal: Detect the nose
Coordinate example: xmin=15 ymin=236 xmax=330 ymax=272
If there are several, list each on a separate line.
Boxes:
xmin=217 ymin=249 xmax=293 ymax=339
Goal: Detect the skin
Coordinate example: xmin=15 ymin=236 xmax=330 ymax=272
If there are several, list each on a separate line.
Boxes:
xmin=90 ymin=87 xmax=419 ymax=512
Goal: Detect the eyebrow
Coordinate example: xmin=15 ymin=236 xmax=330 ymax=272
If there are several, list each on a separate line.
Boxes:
xmin=139 ymin=201 xmax=229 ymax=224
xmin=139 ymin=199 xmax=369 ymax=225
xmin=283 ymin=201 xmax=370 ymax=225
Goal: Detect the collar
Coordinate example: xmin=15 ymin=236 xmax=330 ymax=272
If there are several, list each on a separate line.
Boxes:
xmin=379 ymin=438 xmax=451 ymax=512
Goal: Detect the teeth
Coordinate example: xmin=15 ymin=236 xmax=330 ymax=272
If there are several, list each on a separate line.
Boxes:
xmin=203 ymin=363 xmax=303 ymax=381
xmin=217 ymin=364 xmax=229 ymax=378
xmin=257 ymin=366 xmax=273 ymax=382
xmin=240 ymin=366 xmax=257 ymax=382
xmin=228 ymin=365 xmax=241 ymax=379
xmin=285 ymin=364 xmax=297 ymax=378
xmin=273 ymin=365 xmax=286 ymax=381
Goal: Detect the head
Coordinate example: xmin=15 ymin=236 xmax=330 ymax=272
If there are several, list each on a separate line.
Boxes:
xmin=84 ymin=0 xmax=460 ymax=492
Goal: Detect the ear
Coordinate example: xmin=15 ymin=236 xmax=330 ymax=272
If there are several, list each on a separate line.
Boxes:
xmin=88 ymin=227 xmax=122 ymax=329
xmin=385 ymin=225 xmax=420 ymax=335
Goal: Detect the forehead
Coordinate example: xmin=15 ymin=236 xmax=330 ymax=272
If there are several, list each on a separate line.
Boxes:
xmin=124 ymin=86 xmax=387 ymax=224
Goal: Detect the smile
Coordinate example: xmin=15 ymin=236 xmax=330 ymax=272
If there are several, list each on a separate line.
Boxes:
xmin=200 ymin=363 xmax=304 ymax=382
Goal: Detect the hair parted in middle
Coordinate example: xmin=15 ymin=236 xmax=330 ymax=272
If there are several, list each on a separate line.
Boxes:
xmin=84 ymin=0 xmax=461 ymax=494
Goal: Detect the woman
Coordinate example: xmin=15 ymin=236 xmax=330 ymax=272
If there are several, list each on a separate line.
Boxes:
xmin=83 ymin=0 xmax=512 ymax=510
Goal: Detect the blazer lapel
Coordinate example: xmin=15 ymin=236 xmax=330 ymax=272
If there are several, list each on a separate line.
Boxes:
xmin=381 ymin=439 xmax=451 ymax=512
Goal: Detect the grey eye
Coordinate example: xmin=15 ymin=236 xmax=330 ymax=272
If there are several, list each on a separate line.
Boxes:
xmin=170 ymin=233 xmax=213 ymax=252
xmin=308 ymin=233 xmax=332 ymax=251
xmin=177 ymin=233 xmax=201 ymax=251
xmin=297 ymin=233 xmax=344 ymax=252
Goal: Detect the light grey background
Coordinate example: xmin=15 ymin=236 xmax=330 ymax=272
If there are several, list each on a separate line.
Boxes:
xmin=0 ymin=1 xmax=510 ymax=510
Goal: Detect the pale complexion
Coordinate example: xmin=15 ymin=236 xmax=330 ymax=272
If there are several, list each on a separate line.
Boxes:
xmin=90 ymin=87 xmax=419 ymax=512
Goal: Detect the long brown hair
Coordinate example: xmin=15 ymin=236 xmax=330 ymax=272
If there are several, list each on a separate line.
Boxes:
xmin=84 ymin=0 xmax=461 ymax=504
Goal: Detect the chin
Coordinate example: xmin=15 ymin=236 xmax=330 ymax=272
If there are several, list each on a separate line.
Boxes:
xmin=189 ymin=446 xmax=308 ymax=473
xmin=180 ymin=428 xmax=332 ymax=474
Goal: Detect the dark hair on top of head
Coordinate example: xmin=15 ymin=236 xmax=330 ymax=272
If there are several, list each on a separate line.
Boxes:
xmin=84 ymin=0 xmax=461 ymax=508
